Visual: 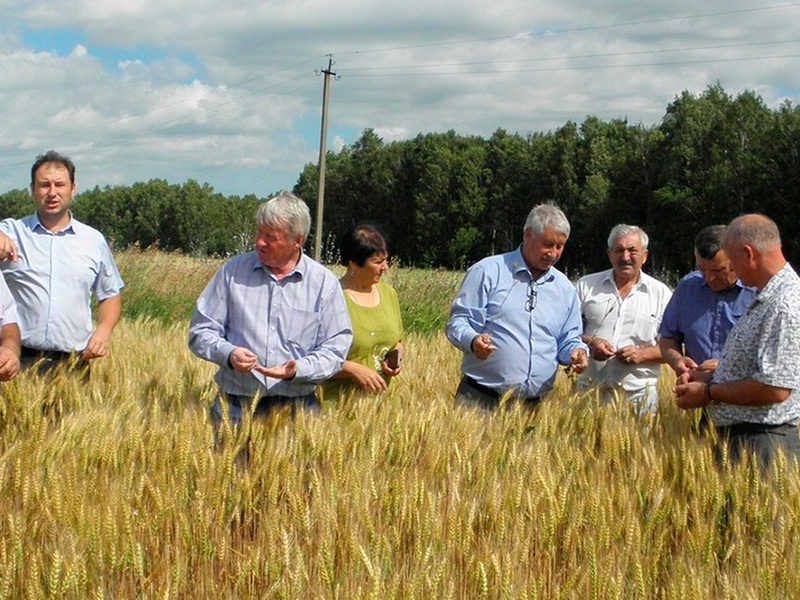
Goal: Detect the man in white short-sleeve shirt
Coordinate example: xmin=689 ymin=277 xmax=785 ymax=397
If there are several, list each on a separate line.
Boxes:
xmin=576 ymin=224 xmax=672 ymax=413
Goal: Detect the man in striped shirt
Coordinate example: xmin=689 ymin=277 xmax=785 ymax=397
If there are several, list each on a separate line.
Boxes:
xmin=188 ymin=192 xmax=352 ymax=425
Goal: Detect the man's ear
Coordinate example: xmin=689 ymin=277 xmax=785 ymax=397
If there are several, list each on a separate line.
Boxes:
xmin=742 ymin=243 xmax=757 ymax=265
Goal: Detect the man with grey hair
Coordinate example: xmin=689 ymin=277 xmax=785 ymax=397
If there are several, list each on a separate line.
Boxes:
xmin=447 ymin=203 xmax=588 ymax=410
xmin=189 ymin=192 xmax=352 ymax=424
xmin=675 ymin=214 xmax=800 ymax=466
xmin=576 ymin=224 xmax=672 ymax=413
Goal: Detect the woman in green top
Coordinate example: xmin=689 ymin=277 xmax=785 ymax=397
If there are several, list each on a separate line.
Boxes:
xmin=323 ymin=224 xmax=403 ymax=397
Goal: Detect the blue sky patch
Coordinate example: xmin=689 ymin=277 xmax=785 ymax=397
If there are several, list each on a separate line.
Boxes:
xmin=21 ymin=26 xmax=204 ymax=83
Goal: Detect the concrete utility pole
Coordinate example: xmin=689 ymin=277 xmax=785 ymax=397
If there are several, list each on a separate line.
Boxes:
xmin=314 ymin=55 xmax=336 ymax=262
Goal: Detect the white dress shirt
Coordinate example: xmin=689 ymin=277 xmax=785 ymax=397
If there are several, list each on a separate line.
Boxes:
xmin=576 ymin=268 xmax=672 ymax=410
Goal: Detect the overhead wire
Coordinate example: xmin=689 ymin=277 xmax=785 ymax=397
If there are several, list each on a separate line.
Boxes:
xmin=336 ymin=2 xmax=800 ymax=55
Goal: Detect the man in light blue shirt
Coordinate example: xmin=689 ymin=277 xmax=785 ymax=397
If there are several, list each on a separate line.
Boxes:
xmin=188 ymin=192 xmax=352 ymax=424
xmin=0 ymin=151 xmax=123 ymax=370
xmin=0 ymin=274 xmax=21 ymax=381
xmin=446 ymin=204 xmax=588 ymax=409
xmin=659 ymin=225 xmax=756 ymax=378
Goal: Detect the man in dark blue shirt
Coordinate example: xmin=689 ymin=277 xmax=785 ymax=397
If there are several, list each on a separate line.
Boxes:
xmin=659 ymin=225 xmax=756 ymax=379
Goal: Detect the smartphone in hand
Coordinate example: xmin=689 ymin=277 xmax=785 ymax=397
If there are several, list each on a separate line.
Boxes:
xmin=385 ymin=347 xmax=403 ymax=369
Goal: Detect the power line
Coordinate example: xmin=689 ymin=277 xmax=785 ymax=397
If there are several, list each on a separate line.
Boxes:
xmin=337 ymin=2 xmax=800 ymax=56
xmin=343 ymin=52 xmax=800 ymax=78
xmin=343 ymin=38 xmax=800 ymax=73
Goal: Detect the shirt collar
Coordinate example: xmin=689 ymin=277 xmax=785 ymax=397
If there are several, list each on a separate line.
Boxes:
xmin=693 ymin=270 xmax=749 ymax=292
xmin=511 ymin=247 xmax=555 ymax=283
xmin=31 ymin=212 xmax=76 ymax=235
xmin=600 ymin=268 xmax=654 ymax=293
xmin=755 ymin=262 xmax=792 ymax=303
xmin=253 ymin=249 xmax=307 ymax=280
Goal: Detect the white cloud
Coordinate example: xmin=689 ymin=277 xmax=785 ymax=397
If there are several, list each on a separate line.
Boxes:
xmin=0 ymin=0 xmax=798 ymax=195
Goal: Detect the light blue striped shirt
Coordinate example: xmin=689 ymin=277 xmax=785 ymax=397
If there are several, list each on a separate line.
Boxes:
xmin=0 ymin=214 xmax=123 ymax=352
xmin=188 ymin=251 xmax=352 ymax=397
xmin=446 ymin=247 xmax=587 ymax=398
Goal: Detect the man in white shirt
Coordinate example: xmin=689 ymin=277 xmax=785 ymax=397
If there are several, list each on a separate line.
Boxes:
xmin=576 ymin=224 xmax=672 ymax=413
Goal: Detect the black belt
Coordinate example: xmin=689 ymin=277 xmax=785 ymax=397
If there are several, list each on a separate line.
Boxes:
xmin=463 ymin=376 xmax=540 ymax=404
xmin=716 ymin=422 xmax=797 ymax=437
xmin=223 ymin=392 xmax=317 ymax=408
xmin=21 ymin=346 xmax=74 ymax=361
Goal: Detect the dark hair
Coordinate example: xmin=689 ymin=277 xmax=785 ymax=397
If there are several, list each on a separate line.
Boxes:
xmin=339 ymin=224 xmax=388 ymax=267
xmin=31 ymin=150 xmax=76 ymax=185
xmin=694 ymin=225 xmax=726 ymax=260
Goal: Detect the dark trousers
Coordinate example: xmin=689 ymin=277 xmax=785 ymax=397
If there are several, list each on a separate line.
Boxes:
xmin=20 ymin=346 xmax=90 ymax=379
xmin=715 ymin=422 xmax=800 ymax=468
xmin=211 ymin=391 xmax=321 ymax=428
xmin=454 ymin=376 xmax=541 ymax=411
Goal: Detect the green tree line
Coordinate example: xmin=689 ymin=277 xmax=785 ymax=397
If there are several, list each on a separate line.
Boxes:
xmin=297 ymin=84 xmax=800 ymax=277
xmin=2 ymin=84 xmax=799 ymax=276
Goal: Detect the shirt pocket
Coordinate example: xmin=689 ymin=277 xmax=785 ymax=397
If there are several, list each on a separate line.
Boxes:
xmin=628 ymin=313 xmax=660 ymax=346
xmin=288 ymin=308 xmax=322 ymax=354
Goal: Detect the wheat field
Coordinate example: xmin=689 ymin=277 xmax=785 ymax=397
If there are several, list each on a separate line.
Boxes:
xmin=0 ymin=251 xmax=798 ymax=599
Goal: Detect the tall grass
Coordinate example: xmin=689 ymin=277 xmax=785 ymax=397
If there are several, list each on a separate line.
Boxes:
xmin=2 ymin=250 xmax=799 ymax=598
xmin=115 ymin=248 xmax=463 ymax=335
xmin=0 ymin=307 xmax=799 ymax=597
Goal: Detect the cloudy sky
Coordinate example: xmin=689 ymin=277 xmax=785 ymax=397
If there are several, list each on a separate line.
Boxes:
xmin=1 ymin=0 xmax=799 ymax=197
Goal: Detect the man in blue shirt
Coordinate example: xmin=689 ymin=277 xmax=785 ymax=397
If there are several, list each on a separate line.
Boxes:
xmin=659 ymin=225 xmax=756 ymax=380
xmin=446 ymin=203 xmax=588 ymax=410
xmin=0 ymin=151 xmax=123 ymax=371
xmin=674 ymin=215 xmax=800 ymax=466
xmin=188 ymin=192 xmax=352 ymax=425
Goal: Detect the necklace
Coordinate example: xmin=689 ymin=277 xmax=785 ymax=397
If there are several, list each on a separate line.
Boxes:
xmin=344 ymin=279 xmax=379 ymax=307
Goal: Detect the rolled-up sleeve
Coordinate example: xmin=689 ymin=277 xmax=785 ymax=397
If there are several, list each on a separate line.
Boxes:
xmin=446 ymin=266 xmax=487 ymax=353
xmin=188 ymin=265 xmax=238 ymax=367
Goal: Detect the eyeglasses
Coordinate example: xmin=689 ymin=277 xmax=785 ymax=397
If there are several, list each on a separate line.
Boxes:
xmin=525 ymin=281 xmax=538 ymax=312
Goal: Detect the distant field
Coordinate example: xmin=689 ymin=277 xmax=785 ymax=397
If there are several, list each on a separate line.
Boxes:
xmin=115 ymin=248 xmax=463 ymax=335
xmin=0 ymin=250 xmax=798 ymax=599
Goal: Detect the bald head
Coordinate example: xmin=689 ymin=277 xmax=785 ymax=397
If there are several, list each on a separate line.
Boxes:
xmin=723 ymin=214 xmax=785 ymax=290
xmin=725 ymin=214 xmax=781 ymax=253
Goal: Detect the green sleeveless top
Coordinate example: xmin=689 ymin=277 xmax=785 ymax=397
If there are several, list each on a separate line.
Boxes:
xmin=321 ymin=280 xmax=403 ymax=400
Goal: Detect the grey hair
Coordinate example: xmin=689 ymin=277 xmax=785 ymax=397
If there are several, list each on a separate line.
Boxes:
xmin=256 ymin=192 xmax=311 ymax=240
xmin=694 ymin=225 xmax=727 ymax=260
xmin=523 ymin=203 xmax=570 ymax=237
xmin=725 ymin=214 xmax=781 ymax=253
xmin=607 ymin=224 xmax=649 ymax=250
